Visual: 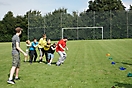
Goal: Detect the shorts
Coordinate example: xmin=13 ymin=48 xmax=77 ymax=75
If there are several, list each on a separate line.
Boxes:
xmin=12 ymin=54 xmax=20 ymax=68
xmin=48 ymin=53 xmax=54 ymax=60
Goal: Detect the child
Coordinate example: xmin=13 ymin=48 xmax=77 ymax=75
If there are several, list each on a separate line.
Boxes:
xmin=44 ymin=39 xmax=51 ymax=63
xmin=29 ymin=38 xmax=38 ymax=64
xmin=24 ymin=40 xmax=31 ymax=62
xmin=47 ymin=42 xmax=57 ymax=65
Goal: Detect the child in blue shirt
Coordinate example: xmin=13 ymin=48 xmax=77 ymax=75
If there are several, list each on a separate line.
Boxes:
xmin=29 ymin=38 xmax=38 ymax=64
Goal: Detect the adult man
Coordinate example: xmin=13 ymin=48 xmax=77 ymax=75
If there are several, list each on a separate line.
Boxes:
xmin=56 ymin=37 xmax=68 ymax=66
xmin=7 ymin=27 xmax=28 ymax=84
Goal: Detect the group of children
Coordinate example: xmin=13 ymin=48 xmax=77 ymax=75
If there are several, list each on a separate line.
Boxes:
xmin=24 ymin=34 xmax=57 ymax=65
xmin=7 ymin=28 xmax=68 ymax=85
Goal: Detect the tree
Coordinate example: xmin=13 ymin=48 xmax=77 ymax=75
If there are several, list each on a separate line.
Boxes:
xmin=129 ymin=5 xmax=132 ymax=11
xmin=87 ymin=0 xmax=126 ymax=12
xmin=1 ymin=11 xmax=16 ymax=41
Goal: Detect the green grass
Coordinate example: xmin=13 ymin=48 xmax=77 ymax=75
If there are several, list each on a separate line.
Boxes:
xmin=0 ymin=39 xmax=132 ymax=88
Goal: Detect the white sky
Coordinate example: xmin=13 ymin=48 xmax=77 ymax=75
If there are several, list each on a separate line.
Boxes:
xmin=0 ymin=0 xmax=131 ymax=20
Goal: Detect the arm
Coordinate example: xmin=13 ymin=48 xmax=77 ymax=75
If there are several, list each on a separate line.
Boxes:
xmin=34 ymin=45 xmax=38 ymax=48
xmin=65 ymin=46 xmax=68 ymax=51
xmin=26 ymin=44 xmax=31 ymax=47
xmin=33 ymin=43 xmax=38 ymax=48
xmin=44 ymin=43 xmax=50 ymax=48
xmin=16 ymin=42 xmax=27 ymax=56
xmin=59 ymin=44 xmax=65 ymax=51
xmin=51 ymin=46 xmax=56 ymax=50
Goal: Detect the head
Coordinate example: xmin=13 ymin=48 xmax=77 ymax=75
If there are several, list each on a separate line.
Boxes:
xmin=15 ymin=27 xmax=23 ymax=35
xmin=63 ymin=37 xmax=68 ymax=42
xmin=26 ymin=40 xmax=30 ymax=44
xmin=53 ymin=42 xmax=57 ymax=47
xmin=47 ymin=39 xmax=51 ymax=44
xmin=42 ymin=34 xmax=46 ymax=39
xmin=33 ymin=38 xmax=37 ymax=43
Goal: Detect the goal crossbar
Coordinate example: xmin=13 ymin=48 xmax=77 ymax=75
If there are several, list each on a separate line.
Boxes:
xmin=62 ymin=27 xmax=103 ymax=39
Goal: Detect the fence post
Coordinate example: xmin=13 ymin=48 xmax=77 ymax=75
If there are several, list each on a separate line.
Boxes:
xmin=127 ymin=11 xmax=129 ymax=38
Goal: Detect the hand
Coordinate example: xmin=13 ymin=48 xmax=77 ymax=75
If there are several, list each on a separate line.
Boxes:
xmin=24 ymin=53 xmax=28 ymax=57
xmin=63 ymin=48 xmax=65 ymax=51
xmin=66 ymin=47 xmax=68 ymax=51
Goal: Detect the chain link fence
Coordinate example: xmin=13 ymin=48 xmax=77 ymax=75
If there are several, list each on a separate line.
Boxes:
xmin=28 ymin=11 xmax=132 ymax=40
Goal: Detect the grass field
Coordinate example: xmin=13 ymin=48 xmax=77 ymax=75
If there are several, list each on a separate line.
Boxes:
xmin=0 ymin=39 xmax=132 ymax=88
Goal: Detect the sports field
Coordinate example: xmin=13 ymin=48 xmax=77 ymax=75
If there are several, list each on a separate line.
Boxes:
xmin=0 ymin=39 xmax=132 ymax=88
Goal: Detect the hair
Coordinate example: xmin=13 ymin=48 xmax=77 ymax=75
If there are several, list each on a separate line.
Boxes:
xmin=42 ymin=34 xmax=46 ymax=37
xmin=26 ymin=40 xmax=30 ymax=44
xmin=53 ymin=42 xmax=57 ymax=45
xmin=15 ymin=27 xmax=23 ymax=33
xmin=33 ymin=38 xmax=37 ymax=41
xmin=47 ymin=39 xmax=51 ymax=43
xmin=64 ymin=37 xmax=67 ymax=39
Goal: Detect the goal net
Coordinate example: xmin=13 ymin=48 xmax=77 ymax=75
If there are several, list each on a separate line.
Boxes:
xmin=62 ymin=27 xmax=103 ymax=40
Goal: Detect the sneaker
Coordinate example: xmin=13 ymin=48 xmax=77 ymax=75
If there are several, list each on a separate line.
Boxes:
xmin=47 ymin=63 xmax=51 ymax=66
xmin=39 ymin=62 xmax=42 ymax=63
xmin=56 ymin=64 xmax=61 ymax=66
xmin=15 ymin=78 xmax=20 ymax=80
xmin=7 ymin=80 xmax=15 ymax=84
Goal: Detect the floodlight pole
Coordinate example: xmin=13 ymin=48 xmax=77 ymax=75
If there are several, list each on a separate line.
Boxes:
xmin=28 ymin=13 xmax=29 ymax=40
xmin=62 ymin=28 xmax=64 ymax=39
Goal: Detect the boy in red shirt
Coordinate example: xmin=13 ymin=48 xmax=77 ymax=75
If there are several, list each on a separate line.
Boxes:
xmin=56 ymin=37 xmax=68 ymax=66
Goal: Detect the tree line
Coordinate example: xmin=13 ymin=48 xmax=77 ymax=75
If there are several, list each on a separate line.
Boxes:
xmin=0 ymin=0 xmax=132 ymax=42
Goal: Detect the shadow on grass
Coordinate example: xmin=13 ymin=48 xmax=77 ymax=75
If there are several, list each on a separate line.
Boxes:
xmin=43 ymin=61 xmax=56 ymax=64
xmin=115 ymin=61 xmax=132 ymax=66
xmin=121 ymin=62 xmax=132 ymax=66
xmin=51 ymin=62 xmax=57 ymax=64
xmin=114 ymin=82 xmax=132 ymax=88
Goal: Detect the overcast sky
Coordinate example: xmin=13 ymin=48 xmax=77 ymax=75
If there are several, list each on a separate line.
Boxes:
xmin=0 ymin=0 xmax=131 ymax=20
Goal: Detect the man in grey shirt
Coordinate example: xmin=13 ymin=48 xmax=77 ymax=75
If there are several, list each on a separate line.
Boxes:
xmin=7 ymin=27 xmax=27 ymax=84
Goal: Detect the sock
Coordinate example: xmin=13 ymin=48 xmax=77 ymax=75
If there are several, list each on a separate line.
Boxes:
xmin=9 ymin=77 xmax=13 ymax=80
xmin=15 ymin=77 xmax=18 ymax=79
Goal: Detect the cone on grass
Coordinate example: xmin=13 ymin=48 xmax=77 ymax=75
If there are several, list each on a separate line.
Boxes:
xmin=111 ymin=62 xmax=115 ymax=64
xmin=109 ymin=57 xmax=113 ymax=60
xmin=127 ymin=73 xmax=132 ymax=77
xmin=119 ymin=67 xmax=126 ymax=70
xmin=106 ymin=53 xmax=110 ymax=56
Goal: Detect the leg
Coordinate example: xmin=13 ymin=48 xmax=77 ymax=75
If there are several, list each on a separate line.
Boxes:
xmin=15 ymin=58 xmax=20 ymax=79
xmin=25 ymin=49 xmax=29 ymax=62
xmin=15 ymin=67 xmax=20 ymax=79
xmin=61 ymin=52 xmax=67 ymax=63
xmin=7 ymin=54 xmax=20 ymax=84
xmin=34 ymin=50 xmax=37 ymax=62
xmin=56 ymin=51 xmax=64 ymax=66
xmin=45 ymin=52 xmax=48 ymax=63
xmin=49 ymin=54 xmax=54 ymax=64
xmin=24 ymin=57 xmax=27 ymax=62
xmin=29 ymin=51 xmax=34 ymax=64
xmin=47 ymin=53 xmax=51 ymax=63
xmin=39 ymin=48 xmax=43 ymax=62
xmin=9 ymin=66 xmax=16 ymax=80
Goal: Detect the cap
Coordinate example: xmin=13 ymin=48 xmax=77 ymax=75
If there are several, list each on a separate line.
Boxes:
xmin=15 ymin=27 xmax=23 ymax=33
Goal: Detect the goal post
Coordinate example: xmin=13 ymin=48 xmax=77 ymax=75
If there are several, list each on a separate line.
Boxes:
xmin=62 ymin=27 xmax=104 ymax=40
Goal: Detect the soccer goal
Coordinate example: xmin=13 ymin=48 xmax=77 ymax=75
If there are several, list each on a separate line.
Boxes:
xmin=62 ymin=27 xmax=103 ymax=40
